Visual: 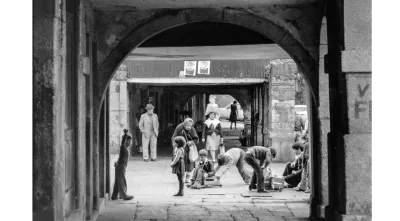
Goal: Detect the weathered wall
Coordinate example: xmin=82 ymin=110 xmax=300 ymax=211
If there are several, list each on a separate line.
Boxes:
xmin=268 ymin=59 xmax=297 ymax=162
xmin=109 ymin=64 xmax=129 ymax=154
xmin=326 ymin=0 xmax=372 ymax=220
xmin=33 ymin=1 xmax=65 ymax=220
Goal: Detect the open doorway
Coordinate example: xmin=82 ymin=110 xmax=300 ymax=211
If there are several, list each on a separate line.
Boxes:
xmin=105 ymin=21 xmax=313 ymax=219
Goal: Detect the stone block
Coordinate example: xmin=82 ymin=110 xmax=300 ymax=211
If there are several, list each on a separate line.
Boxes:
xmin=343 ymin=134 xmax=371 ymax=215
xmin=341 ymin=50 xmax=371 ymax=73
xmin=344 ymin=0 xmax=371 ymax=50
xmin=345 ymin=74 xmax=371 ymax=133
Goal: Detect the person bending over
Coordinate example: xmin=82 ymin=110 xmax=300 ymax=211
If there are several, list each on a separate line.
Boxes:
xmin=244 ymin=146 xmax=277 ymax=193
xmin=215 ymin=148 xmax=252 ymax=184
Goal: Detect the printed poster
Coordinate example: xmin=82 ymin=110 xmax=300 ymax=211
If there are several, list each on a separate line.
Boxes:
xmin=184 ymin=61 xmax=197 ymax=76
xmin=197 ymin=61 xmax=211 ymax=75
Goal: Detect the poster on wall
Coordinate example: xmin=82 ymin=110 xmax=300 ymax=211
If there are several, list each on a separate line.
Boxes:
xmin=184 ymin=61 xmax=197 ymax=76
xmin=197 ymin=61 xmax=211 ymax=75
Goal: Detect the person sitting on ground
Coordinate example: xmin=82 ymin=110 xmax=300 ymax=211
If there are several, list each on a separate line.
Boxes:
xmin=214 ymin=148 xmax=252 ymax=184
xmin=188 ymin=149 xmax=216 ymax=189
xmin=282 ymin=142 xmax=304 ymax=188
xmin=244 ymin=146 xmax=277 ymax=193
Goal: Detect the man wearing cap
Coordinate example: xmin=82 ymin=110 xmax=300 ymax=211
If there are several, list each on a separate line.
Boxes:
xmin=244 ymin=146 xmax=277 ymax=193
xmin=139 ymin=103 xmax=159 ymax=162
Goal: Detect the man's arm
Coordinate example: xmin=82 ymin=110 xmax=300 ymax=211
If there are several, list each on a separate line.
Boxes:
xmin=262 ymin=151 xmax=272 ymax=169
xmin=215 ymin=158 xmax=233 ymax=178
xmin=138 ymin=115 xmax=144 ymax=132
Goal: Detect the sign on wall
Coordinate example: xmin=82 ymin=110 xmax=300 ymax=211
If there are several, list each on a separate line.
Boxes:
xmin=197 ymin=61 xmax=211 ymax=75
xmin=184 ymin=61 xmax=197 ymax=76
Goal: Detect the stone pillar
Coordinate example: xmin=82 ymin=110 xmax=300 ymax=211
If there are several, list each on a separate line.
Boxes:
xmin=108 ymin=65 xmax=128 ymax=154
xmin=326 ymin=0 xmax=371 ymax=220
xmin=269 ymin=59 xmax=297 ymax=162
xmin=316 ymin=16 xmax=331 ymax=219
xmin=257 ymin=86 xmax=263 ymax=145
xmin=33 ymin=1 xmax=65 ymax=220
xmin=262 ymin=82 xmax=270 ymax=146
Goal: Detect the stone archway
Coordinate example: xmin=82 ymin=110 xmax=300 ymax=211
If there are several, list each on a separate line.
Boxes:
xmin=94 ymin=8 xmax=320 ymax=121
xmin=94 ymin=7 xmax=323 ymax=217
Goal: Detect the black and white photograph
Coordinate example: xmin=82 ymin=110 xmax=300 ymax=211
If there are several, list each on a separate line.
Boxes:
xmin=0 ymin=0 xmax=389 ymax=220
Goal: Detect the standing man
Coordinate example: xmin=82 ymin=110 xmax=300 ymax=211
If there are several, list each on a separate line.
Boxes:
xmin=215 ymin=147 xmax=252 ymax=184
xmin=111 ymin=135 xmax=134 ymax=200
xmin=139 ymin=103 xmax=159 ymax=162
xmin=244 ymin=146 xmax=276 ymax=193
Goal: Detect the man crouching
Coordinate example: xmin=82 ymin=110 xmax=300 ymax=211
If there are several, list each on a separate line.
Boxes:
xmin=188 ymin=149 xmax=215 ymax=189
xmin=244 ymin=146 xmax=277 ymax=193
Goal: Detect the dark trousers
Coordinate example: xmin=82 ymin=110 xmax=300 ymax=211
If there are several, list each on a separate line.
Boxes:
xmin=244 ymin=153 xmax=264 ymax=191
xmin=177 ymin=173 xmax=184 ymax=193
xmin=283 ymin=162 xmax=302 ymax=187
xmin=111 ymin=164 xmax=128 ymax=199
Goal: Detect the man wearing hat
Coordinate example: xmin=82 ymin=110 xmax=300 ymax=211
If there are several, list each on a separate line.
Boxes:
xmin=139 ymin=103 xmax=159 ymax=162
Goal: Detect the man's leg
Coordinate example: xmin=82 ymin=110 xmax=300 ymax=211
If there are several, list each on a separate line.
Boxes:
xmin=111 ymin=166 xmax=119 ymax=199
xmin=244 ymin=153 xmax=260 ymax=189
xmin=150 ymin=133 xmax=157 ymax=160
xmin=284 ymin=170 xmax=302 ymax=187
xmin=283 ymin=162 xmax=293 ymax=176
xmin=114 ymin=165 xmax=128 ymax=199
xmin=236 ymin=153 xmax=251 ymax=184
xmin=142 ymin=134 xmax=150 ymax=160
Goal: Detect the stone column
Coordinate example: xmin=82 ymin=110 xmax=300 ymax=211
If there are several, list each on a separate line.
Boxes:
xmin=257 ymin=86 xmax=263 ymax=145
xmin=33 ymin=1 xmax=66 ymax=220
xmin=312 ymin=16 xmax=331 ymax=219
xmin=326 ymin=1 xmax=371 ymax=220
xmin=269 ymin=59 xmax=296 ymax=162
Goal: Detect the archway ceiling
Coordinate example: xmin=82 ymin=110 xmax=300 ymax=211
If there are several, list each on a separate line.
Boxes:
xmin=91 ymin=0 xmax=319 ymax=10
xmin=126 ymin=44 xmax=291 ymax=61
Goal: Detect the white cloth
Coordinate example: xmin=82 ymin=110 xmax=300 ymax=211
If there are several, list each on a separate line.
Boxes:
xmin=206 ymin=133 xmax=220 ymax=151
xmin=204 ymin=118 xmax=220 ymax=128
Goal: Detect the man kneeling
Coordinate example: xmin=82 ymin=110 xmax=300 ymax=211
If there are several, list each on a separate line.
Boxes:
xmin=215 ymin=148 xmax=252 ymax=184
xmin=244 ymin=146 xmax=277 ymax=193
xmin=188 ymin=149 xmax=215 ymax=189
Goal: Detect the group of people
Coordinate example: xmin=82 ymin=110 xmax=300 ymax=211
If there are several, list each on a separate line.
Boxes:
xmin=110 ymin=101 xmax=310 ymax=200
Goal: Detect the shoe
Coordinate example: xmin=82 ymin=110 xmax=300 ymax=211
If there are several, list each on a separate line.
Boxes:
xmin=123 ymin=195 xmax=134 ymax=200
xmin=151 ymin=159 xmax=157 ymax=162
xmin=173 ymin=192 xmax=184 ymax=196
xmin=111 ymin=196 xmax=118 ymax=200
xmin=249 ymin=185 xmax=257 ymax=191
xmin=295 ymin=187 xmax=305 ymax=192
xmin=144 ymin=159 xmax=149 ymax=162
xmin=257 ymin=189 xmax=269 ymax=193
xmin=305 ymin=189 xmax=310 ymax=193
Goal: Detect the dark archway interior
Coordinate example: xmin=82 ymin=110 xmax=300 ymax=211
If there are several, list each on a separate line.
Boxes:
xmin=139 ymin=21 xmax=274 ymax=47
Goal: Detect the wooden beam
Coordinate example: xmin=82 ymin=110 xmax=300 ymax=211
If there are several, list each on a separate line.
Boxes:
xmin=125 ymin=44 xmax=291 ymax=61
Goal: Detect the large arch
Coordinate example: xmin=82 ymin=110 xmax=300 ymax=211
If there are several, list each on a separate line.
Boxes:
xmin=94 ymin=8 xmax=320 ymax=120
xmin=93 ymin=7 xmax=323 ymax=217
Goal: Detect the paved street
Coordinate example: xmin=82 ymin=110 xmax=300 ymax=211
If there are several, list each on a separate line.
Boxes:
xmin=97 ymin=154 xmax=310 ymax=221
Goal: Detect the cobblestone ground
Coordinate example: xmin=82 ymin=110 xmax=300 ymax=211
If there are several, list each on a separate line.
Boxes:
xmin=97 ymin=154 xmax=310 ymax=221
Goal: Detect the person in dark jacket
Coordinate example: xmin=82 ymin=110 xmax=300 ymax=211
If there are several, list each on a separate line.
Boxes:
xmin=171 ymin=118 xmax=199 ymax=183
xmin=188 ymin=149 xmax=216 ymax=189
xmin=244 ymin=146 xmax=277 ymax=193
xmin=229 ymin=101 xmax=239 ymax=129
xmin=282 ymin=142 xmax=304 ymax=188
xmin=111 ymin=135 xmax=134 ymax=201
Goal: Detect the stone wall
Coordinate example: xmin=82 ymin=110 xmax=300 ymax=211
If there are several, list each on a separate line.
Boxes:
xmin=109 ymin=64 xmax=129 ymax=154
xmin=268 ymin=59 xmax=297 ymax=162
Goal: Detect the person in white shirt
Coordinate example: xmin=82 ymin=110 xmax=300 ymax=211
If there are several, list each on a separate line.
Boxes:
xmin=215 ymin=148 xmax=252 ymax=184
